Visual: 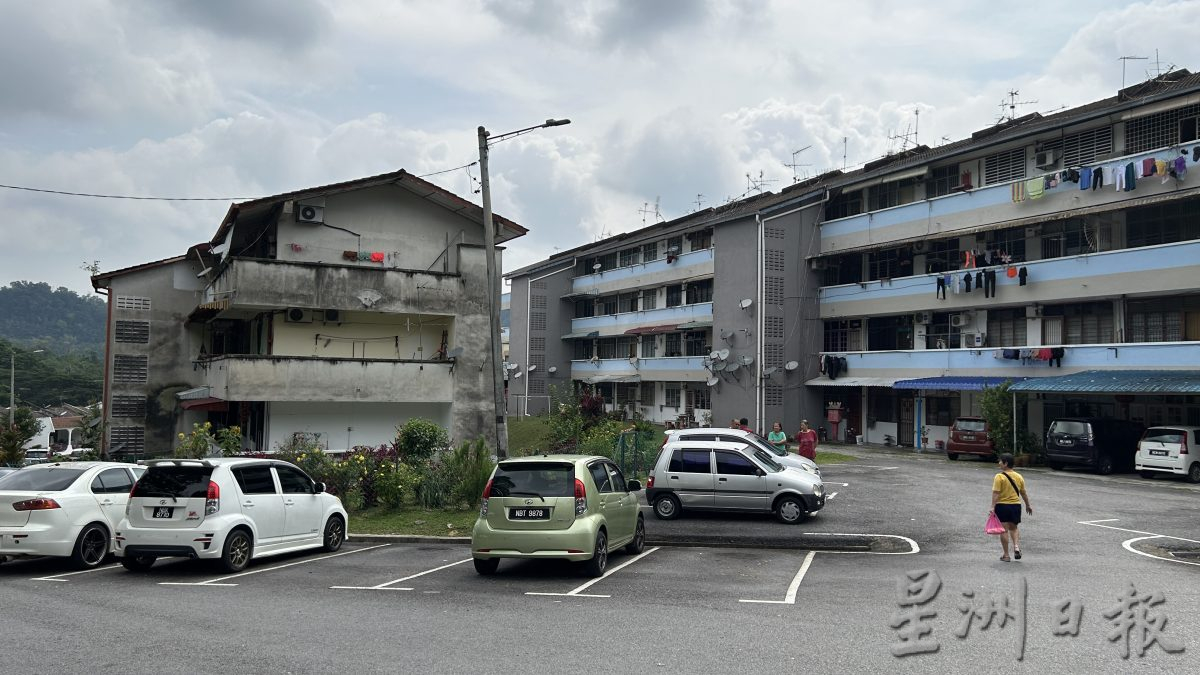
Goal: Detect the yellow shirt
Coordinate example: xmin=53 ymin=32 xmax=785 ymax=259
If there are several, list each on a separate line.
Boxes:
xmin=992 ymin=470 xmax=1025 ymax=505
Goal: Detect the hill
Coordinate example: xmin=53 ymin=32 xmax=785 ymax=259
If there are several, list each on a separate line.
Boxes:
xmin=0 ymin=281 xmax=106 ymax=355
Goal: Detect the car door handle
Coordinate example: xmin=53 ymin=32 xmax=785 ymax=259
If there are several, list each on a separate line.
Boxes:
xmin=101 ymin=499 xmax=114 ymax=505
xmin=670 ymin=475 xmax=679 ymax=479
xmin=242 ymin=501 xmax=255 ymax=507
xmin=284 ymin=500 xmax=295 ymax=507
xmin=718 ymin=477 xmax=728 ymax=482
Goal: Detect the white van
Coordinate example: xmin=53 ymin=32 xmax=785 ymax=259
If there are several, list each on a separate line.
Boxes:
xmin=1135 ymin=426 xmax=1200 ymax=483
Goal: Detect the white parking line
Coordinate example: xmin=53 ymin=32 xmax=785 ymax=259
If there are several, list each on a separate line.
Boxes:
xmin=1079 ymin=519 xmax=1200 ymax=567
xmin=823 ymin=482 xmax=849 ymax=487
xmin=31 ymin=564 xmax=122 ymax=582
xmin=809 ymin=532 xmax=921 ymax=555
xmin=526 ymin=546 xmax=661 ymax=599
xmin=159 ymin=544 xmax=390 ymax=587
xmin=331 ymin=557 xmax=471 ymax=591
xmin=739 ymin=550 xmax=816 ymax=604
xmin=826 ymin=492 xmax=838 ymax=501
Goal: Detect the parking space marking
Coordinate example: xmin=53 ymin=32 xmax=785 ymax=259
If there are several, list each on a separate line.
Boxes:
xmin=31 ymin=564 xmax=122 ymax=582
xmin=738 ymin=550 xmax=816 ymax=604
xmin=159 ymin=544 xmax=390 ymax=587
xmin=826 ymin=492 xmax=838 ymax=500
xmin=1079 ymin=519 xmax=1200 ymax=567
xmin=808 ymin=533 xmax=920 ymax=555
xmin=330 ymin=557 xmax=471 ymax=591
xmin=525 ymin=546 xmax=661 ymax=599
xmin=823 ymin=482 xmax=849 ymax=487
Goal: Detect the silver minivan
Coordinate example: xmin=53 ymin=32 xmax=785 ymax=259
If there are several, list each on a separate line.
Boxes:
xmin=663 ymin=428 xmax=820 ymax=477
xmin=645 ymin=440 xmax=825 ymax=524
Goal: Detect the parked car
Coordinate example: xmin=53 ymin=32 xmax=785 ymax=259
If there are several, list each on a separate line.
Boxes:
xmin=471 ymin=454 xmax=644 ymax=578
xmin=1044 ymin=418 xmax=1145 ymax=474
xmin=664 ymin=427 xmax=820 ymax=476
xmin=0 ymin=461 xmax=145 ymax=568
xmin=646 ymin=440 xmax=825 ymax=524
xmin=114 ymin=458 xmax=347 ymax=573
xmin=22 ymin=449 xmax=50 ymax=466
xmin=1135 ymin=426 xmax=1200 ymax=483
xmin=0 ymin=467 xmax=20 ymax=480
xmin=946 ymin=417 xmax=995 ymax=460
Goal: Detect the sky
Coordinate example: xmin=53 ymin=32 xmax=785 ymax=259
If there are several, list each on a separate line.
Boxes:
xmin=2 ymin=0 xmax=1199 ymax=297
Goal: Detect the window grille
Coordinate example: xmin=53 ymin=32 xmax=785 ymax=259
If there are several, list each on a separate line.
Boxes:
xmin=765 ymin=385 xmax=783 ymax=407
xmin=115 ymin=320 xmax=150 ymax=344
xmin=665 ymin=384 xmax=681 ymax=408
xmin=529 ymin=312 xmax=546 ymax=331
xmin=531 ymin=294 xmax=546 ymax=309
xmin=640 ymin=382 xmax=655 ymax=404
xmin=691 ymin=385 xmax=711 ymax=410
xmin=764 ymin=249 xmax=785 ymax=272
xmin=111 ymin=395 xmax=147 ymax=418
xmin=764 ymin=343 xmax=783 ymax=367
xmin=619 ymin=248 xmax=640 ymax=267
xmin=765 ymin=316 xmax=784 ymax=340
xmin=113 ymin=355 xmax=148 ymax=383
xmin=530 ymin=337 xmax=545 ymax=352
xmin=528 ymin=379 xmax=546 ymax=395
xmin=1126 ymin=103 xmax=1200 ymax=154
xmin=618 ymin=293 xmax=638 ymax=313
xmin=665 ymin=334 xmax=682 ymax=356
xmin=641 ymin=289 xmax=657 ymax=310
xmin=642 ymin=242 xmax=659 ymax=262
xmin=573 ymin=340 xmax=593 ymax=360
xmin=640 ymin=335 xmax=657 ymax=358
xmin=530 ymin=353 xmax=546 ymax=370
xmin=765 ymin=226 xmax=785 ymax=239
xmin=688 ymin=228 xmax=713 ymax=251
xmin=983 ymin=147 xmax=1026 ymax=185
xmin=115 ymin=296 xmax=151 ymax=311
xmin=826 ymin=190 xmax=862 ymax=220
xmin=685 ymin=279 xmax=713 ymax=304
xmin=110 ymin=426 xmax=145 ymax=454
xmin=666 ymin=286 xmax=682 ymax=308
xmin=531 ymin=281 xmax=547 ymax=290
xmin=985 ymin=308 xmax=1027 ymax=348
xmin=1039 ymin=125 xmax=1112 ymax=167
xmin=926 ymin=165 xmax=960 ymax=198
xmin=764 ymin=276 xmax=784 ymax=305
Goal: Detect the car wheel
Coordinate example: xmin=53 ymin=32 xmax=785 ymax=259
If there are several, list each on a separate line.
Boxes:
xmin=121 ymin=555 xmax=156 ymax=572
xmin=1188 ymin=463 xmax=1200 ymax=484
xmin=322 ymin=515 xmax=345 ymax=552
xmin=220 ymin=529 xmax=252 ymax=573
xmin=625 ymin=516 xmax=646 ymax=554
xmin=653 ymin=494 xmax=681 ymax=520
xmin=1140 ymin=471 xmax=1157 ymax=480
xmin=775 ymin=496 xmax=807 ymax=525
xmin=70 ymin=524 xmax=110 ymax=569
xmin=473 ymin=557 xmax=499 ymax=575
xmin=1048 ymin=462 xmax=1064 ymax=471
xmin=947 ymin=453 xmax=959 ymax=461
xmin=583 ymin=530 xmax=608 ymax=578
xmin=1097 ymin=455 xmax=1114 ymax=475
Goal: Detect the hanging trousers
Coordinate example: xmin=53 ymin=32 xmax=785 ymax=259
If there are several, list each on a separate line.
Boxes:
xmin=983 ymin=269 xmax=997 ymax=298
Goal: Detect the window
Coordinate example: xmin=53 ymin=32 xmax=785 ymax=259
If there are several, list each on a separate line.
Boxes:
xmin=616 ymin=337 xmax=636 ymax=359
xmin=686 ymin=279 xmax=713 ymax=304
xmin=867 ymin=248 xmax=911 ymax=281
xmin=986 ymin=308 xmax=1028 ymax=347
xmin=826 ymin=189 xmax=863 ymax=220
xmin=685 ymin=331 xmax=707 ymax=357
xmin=1127 ymin=296 xmax=1200 ymax=342
xmin=640 ymin=382 xmax=655 ymax=404
xmin=588 ymin=463 xmax=615 ymax=492
xmin=1043 ymin=302 xmax=1114 ymax=344
xmin=619 ymin=248 xmax=639 ymax=267
xmin=689 ymin=228 xmax=713 ymax=251
xmin=665 ymin=333 xmax=682 ymax=356
xmin=988 ymin=227 xmax=1027 ymax=261
xmin=573 ymin=340 xmax=593 ymax=360
xmin=109 ymin=426 xmax=145 ymax=454
xmin=641 ymin=289 xmax=657 ymax=310
xmin=598 ymin=252 xmax=618 ymax=270
xmin=606 ymin=464 xmax=628 ymax=493
xmin=1038 ymin=125 xmax=1113 ymax=167
xmin=983 ymin=147 xmax=1026 ymax=185
xmin=132 ymin=467 xmax=211 ymax=498
xmin=923 ymin=240 xmax=959 ymax=275
xmin=926 ymin=165 xmax=960 ymax=198
xmin=530 ymin=337 xmax=545 ymax=352
xmin=642 ymin=242 xmax=659 ymax=262
xmin=824 ymin=320 xmax=850 ymax=352
xmin=665 ymin=384 xmax=681 ymax=408
xmin=489 ymin=462 xmax=575 ymax=497
xmin=1126 ymin=103 xmax=1200 ymax=154
xmin=90 ymin=468 xmax=134 ymax=494
xmin=597 ymin=339 xmax=617 ymax=359
xmin=574 ymin=299 xmax=595 ymax=318
xmin=923 ymin=312 xmax=959 ymax=350
xmin=618 ymin=293 xmax=638 ymax=313
xmin=868 ymin=178 xmax=919 ymax=211
xmin=692 ymin=385 xmax=710 ymax=410
xmin=113 ymin=355 xmax=149 ymax=383
xmin=668 ymin=448 xmax=710 ymax=473
xmin=821 ymin=253 xmax=863 ymax=286
xmin=1126 ymin=200 xmax=1200 ymax=248
xmin=715 ymin=450 xmax=759 ymax=475
xmin=666 ymin=285 xmax=682 ymax=308
xmin=233 ymin=466 xmax=277 ymax=494
xmin=868 ymin=389 xmax=897 ymax=424
xmin=666 ymin=236 xmax=683 ymax=256
xmin=640 ymin=335 xmax=657 ymax=358
xmin=924 ymin=395 xmax=960 ymax=427
xmin=111 ymin=395 xmax=146 ymax=418
xmin=600 ymin=296 xmax=617 ymax=315
xmin=115 ymin=320 xmax=150 ymax=344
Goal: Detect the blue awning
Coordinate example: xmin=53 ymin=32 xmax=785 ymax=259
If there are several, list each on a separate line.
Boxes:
xmin=1008 ymin=370 xmax=1200 ymax=394
xmin=893 ymin=376 xmax=1027 ymax=391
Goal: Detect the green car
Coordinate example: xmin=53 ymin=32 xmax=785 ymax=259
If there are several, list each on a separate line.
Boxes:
xmin=471 ymin=454 xmax=645 ymax=577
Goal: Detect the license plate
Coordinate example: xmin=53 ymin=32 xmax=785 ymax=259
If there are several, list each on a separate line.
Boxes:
xmin=961 ymin=434 xmax=975 ymax=441
xmin=1150 ymin=449 xmax=1169 ymax=456
xmin=1057 ymin=438 xmax=1074 ymax=446
xmin=510 ymin=508 xmax=549 ymax=520
xmin=153 ymin=507 xmax=174 ymax=519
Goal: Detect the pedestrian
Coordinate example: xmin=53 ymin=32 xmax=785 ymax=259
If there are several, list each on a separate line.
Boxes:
xmin=664 ymin=420 xmax=676 ymax=437
xmin=795 ymin=420 xmax=818 ymax=460
xmin=738 ymin=417 xmax=753 ymax=433
xmin=990 ymin=453 xmax=1033 ymax=562
xmin=729 ymin=418 xmax=741 ymax=429
xmin=767 ymin=421 xmax=788 ymax=453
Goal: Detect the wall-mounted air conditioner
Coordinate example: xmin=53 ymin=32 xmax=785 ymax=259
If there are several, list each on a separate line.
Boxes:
xmin=296 ymin=203 xmax=324 ymax=223
xmin=950 ymin=313 xmax=970 ymax=329
xmin=914 ymin=311 xmax=933 ymax=325
xmin=911 ymin=240 xmax=928 ymax=253
xmin=285 ymin=308 xmax=313 ymax=323
xmin=324 ymin=309 xmax=341 ymax=323
xmin=961 ymin=331 xmax=984 ymax=347
xmin=1034 ymin=149 xmax=1059 ymax=169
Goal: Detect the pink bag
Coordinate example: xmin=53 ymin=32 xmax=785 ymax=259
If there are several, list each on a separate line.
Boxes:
xmin=985 ymin=511 xmax=1004 ymax=535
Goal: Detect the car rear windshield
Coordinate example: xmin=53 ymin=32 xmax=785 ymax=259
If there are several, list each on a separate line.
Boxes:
xmin=491 ymin=462 xmax=574 ymax=497
xmin=0 ymin=467 xmax=85 ymax=491
xmin=1049 ymin=420 xmax=1089 ymax=435
xmin=955 ymin=420 xmax=986 ymax=432
xmin=1143 ymin=429 xmax=1185 ymax=444
xmin=132 ymin=466 xmax=214 ymax=499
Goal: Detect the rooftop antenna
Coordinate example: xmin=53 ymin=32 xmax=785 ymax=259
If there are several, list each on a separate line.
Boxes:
xmin=746 ymin=170 xmax=778 ymax=195
xmin=1118 ymin=55 xmax=1148 ymax=89
xmin=1147 ymin=49 xmax=1174 ymax=80
xmin=654 ymin=196 xmax=663 ymax=222
xmin=842 ymin=137 xmax=848 ymax=171
xmin=784 ymin=145 xmax=812 ymax=183
xmin=940 ymin=135 xmax=951 ymax=146
xmin=998 ymin=89 xmax=1037 ymax=123
xmin=693 ymin=193 xmax=705 ymax=210
xmin=638 ymin=201 xmax=654 ymax=224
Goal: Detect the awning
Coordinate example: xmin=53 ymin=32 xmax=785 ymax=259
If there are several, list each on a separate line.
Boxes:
xmin=624 ymin=324 xmax=678 ymax=335
xmin=675 ymin=320 xmax=713 ymax=330
xmin=561 ymin=330 xmax=601 ymax=340
xmin=176 ymin=386 xmax=213 ymax=400
xmin=1009 ymin=370 xmax=1200 ymax=394
xmin=893 ymin=376 xmax=1029 ymax=391
xmin=582 ymin=374 xmax=642 ymax=384
xmin=180 ymin=397 xmax=229 ymax=412
xmin=805 ymin=376 xmax=899 ymax=388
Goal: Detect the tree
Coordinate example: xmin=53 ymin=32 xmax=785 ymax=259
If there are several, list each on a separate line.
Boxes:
xmin=0 ymin=407 xmax=40 ymax=465
xmin=979 ymin=381 xmax=1028 ymax=457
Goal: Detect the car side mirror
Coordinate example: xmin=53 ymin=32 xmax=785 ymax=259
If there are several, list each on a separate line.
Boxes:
xmin=626 ymin=479 xmax=642 ymax=492
xmin=756 ymin=469 xmax=766 ymax=477
xmin=313 ymin=482 xmax=326 ymax=494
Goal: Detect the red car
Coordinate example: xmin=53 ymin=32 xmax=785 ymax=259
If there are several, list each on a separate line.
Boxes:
xmin=946 ymin=417 xmax=995 ymax=460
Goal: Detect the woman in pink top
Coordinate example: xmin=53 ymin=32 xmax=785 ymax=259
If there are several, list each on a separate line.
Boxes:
xmin=796 ymin=420 xmax=818 ymax=460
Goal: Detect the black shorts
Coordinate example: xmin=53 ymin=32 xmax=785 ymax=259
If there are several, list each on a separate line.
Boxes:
xmin=995 ymin=503 xmax=1021 ymax=524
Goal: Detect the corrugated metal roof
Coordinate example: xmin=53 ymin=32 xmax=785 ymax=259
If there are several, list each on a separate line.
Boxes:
xmin=805 ymin=376 xmax=899 ymax=388
xmin=1008 ymin=370 xmax=1200 ymax=394
xmin=894 ymin=376 xmax=1028 ymax=391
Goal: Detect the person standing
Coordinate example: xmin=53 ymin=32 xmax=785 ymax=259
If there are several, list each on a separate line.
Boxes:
xmin=738 ymin=417 xmax=753 ymax=433
xmin=990 ymin=453 xmax=1033 ymax=562
xmin=729 ymin=418 xmax=741 ymax=429
xmin=795 ymin=420 xmax=818 ymax=460
xmin=767 ymin=421 xmax=788 ymax=453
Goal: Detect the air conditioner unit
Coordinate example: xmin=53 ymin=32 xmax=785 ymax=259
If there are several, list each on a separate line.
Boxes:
xmin=1025 ymin=226 xmax=1041 ymax=237
xmin=296 ymin=203 xmax=324 ymax=223
xmin=911 ymin=240 xmax=928 ymax=253
xmin=285 ymin=308 xmax=312 ymax=323
xmin=914 ymin=311 xmax=933 ymax=325
xmin=324 ymin=309 xmax=341 ymax=323
xmin=1034 ymin=149 xmax=1059 ymax=169
xmin=961 ymin=331 xmax=984 ymax=347
xmin=950 ymin=313 xmax=970 ymax=328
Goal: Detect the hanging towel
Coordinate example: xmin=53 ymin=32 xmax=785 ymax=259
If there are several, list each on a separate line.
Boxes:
xmin=1143 ymin=158 xmax=1156 ymax=177
xmin=1011 ymin=181 xmax=1025 ymax=202
xmin=1079 ymin=167 xmax=1092 ymax=190
xmin=1026 ymin=177 xmax=1045 ymax=199
xmin=1173 ymin=156 xmax=1188 ymax=180
xmin=1157 ymin=159 xmax=1169 ymax=182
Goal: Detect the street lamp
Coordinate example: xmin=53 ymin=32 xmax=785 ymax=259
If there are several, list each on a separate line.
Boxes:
xmin=9 ymin=348 xmax=44 ymax=426
xmin=478 ymin=118 xmax=571 ymax=458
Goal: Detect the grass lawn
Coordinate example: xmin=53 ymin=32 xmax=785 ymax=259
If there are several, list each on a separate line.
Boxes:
xmin=350 ymin=506 xmax=478 ymax=537
xmin=507 ymin=415 xmax=554 ymax=454
xmin=815 ymin=450 xmax=858 ymax=464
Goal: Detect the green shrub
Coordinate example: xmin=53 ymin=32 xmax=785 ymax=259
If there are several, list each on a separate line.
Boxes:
xmin=375 ymin=462 xmax=416 ymax=509
xmin=396 ymin=418 xmax=449 ymax=463
xmin=447 ymin=437 xmax=494 ymax=506
xmin=413 ymin=454 xmax=456 ymax=509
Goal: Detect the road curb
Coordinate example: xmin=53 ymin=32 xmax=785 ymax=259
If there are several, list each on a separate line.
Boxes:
xmin=350 ymin=533 xmax=470 ymax=544
xmin=348 ymin=532 xmax=912 ymax=553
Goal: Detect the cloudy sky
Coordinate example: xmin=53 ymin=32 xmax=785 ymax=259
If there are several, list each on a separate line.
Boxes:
xmin=2 ymin=0 xmax=1198 ymax=296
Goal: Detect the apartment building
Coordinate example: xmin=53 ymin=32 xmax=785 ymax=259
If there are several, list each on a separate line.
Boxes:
xmin=93 ymin=169 xmax=524 ymax=456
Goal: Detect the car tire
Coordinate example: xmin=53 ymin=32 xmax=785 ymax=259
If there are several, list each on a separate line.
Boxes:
xmin=947 ymin=453 xmax=959 ymax=461
xmin=220 ymin=529 xmax=253 ymax=573
xmin=1140 ymin=471 xmax=1157 ymax=480
xmin=1048 ymin=462 xmax=1064 ymax=471
xmin=1097 ymin=455 xmax=1114 ymax=475
xmin=1188 ymin=463 xmax=1200 ymax=484
xmin=322 ymin=515 xmax=345 ymax=552
xmin=583 ymin=530 xmax=608 ymax=578
xmin=625 ymin=516 xmax=646 ymax=554
xmin=121 ymin=555 xmax=156 ymax=572
xmin=652 ymin=494 xmax=681 ymax=520
xmin=473 ymin=557 xmax=499 ymax=575
xmin=775 ymin=495 xmax=807 ymax=524
xmin=70 ymin=523 xmax=110 ymax=570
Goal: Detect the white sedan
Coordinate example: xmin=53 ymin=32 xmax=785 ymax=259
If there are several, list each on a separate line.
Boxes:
xmin=0 ymin=462 xmax=145 ymax=568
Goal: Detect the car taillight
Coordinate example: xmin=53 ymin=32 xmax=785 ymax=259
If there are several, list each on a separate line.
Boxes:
xmin=205 ymin=481 xmax=220 ymax=516
xmin=1182 ymin=437 xmax=1189 ymax=455
xmin=574 ymin=478 xmax=586 ymax=516
xmin=13 ymin=498 xmax=61 ymax=511
xmin=480 ymin=479 xmax=493 ymax=517
xmin=646 ymin=474 xmax=655 ymax=489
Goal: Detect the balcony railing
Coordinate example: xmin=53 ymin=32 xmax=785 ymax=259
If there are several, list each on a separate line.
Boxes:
xmin=196 ymin=355 xmax=454 ymax=403
xmin=568 ymin=248 xmax=714 ymax=297
xmin=570 ymin=356 xmax=709 ymax=382
xmin=569 ymin=302 xmax=713 ymax=338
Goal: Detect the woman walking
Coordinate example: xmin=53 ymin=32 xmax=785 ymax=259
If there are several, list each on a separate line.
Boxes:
xmin=767 ymin=421 xmax=788 ymax=453
xmin=795 ymin=420 xmax=818 ymax=460
xmin=991 ymin=453 xmax=1033 ymax=561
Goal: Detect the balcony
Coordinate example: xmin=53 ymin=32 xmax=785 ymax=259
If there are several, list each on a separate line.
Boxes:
xmin=820 ymin=146 xmax=1200 ymax=254
xmin=568 ymin=248 xmax=714 ymax=298
xmin=568 ymin=302 xmax=714 ymax=338
xmin=812 ymin=341 xmax=1198 ymax=382
xmin=818 ymin=238 xmax=1200 ymax=319
xmin=571 ymin=356 xmax=708 ymax=383
xmin=197 ymin=355 xmax=453 ymax=403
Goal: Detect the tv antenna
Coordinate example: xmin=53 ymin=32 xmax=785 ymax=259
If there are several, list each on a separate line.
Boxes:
xmin=842 ymin=137 xmax=848 ymax=170
xmin=693 ymin=193 xmax=705 ymax=210
xmin=998 ymin=89 xmax=1037 ymax=123
xmin=784 ymin=145 xmax=812 ymax=183
xmin=1118 ymin=55 xmax=1148 ymax=89
xmin=638 ymin=197 xmax=664 ymax=224
xmin=746 ymin=170 xmax=778 ymax=195
xmin=1147 ymin=49 xmax=1175 ymax=80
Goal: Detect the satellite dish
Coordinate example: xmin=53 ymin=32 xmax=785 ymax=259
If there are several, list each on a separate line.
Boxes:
xmin=513 ymin=371 xmax=523 ymax=379
xmin=784 ymin=360 xmax=800 ymax=371
xmin=447 ymin=346 xmax=464 ymax=360
xmin=739 ymin=298 xmax=753 ymax=310
xmin=725 ymin=362 xmax=740 ymax=373
xmin=527 ymin=364 xmax=537 ymax=372
xmin=739 ymin=355 xmax=754 ymax=366
xmin=706 ymin=377 xmax=719 ymax=387
xmin=506 ymin=363 xmax=520 ymax=371
xmin=717 ymin=348 xmax=730 ymax=360
xmin=548 ymin=366 xmax=557 ymax=374
xmin=720 ymin=330 xmax=732 ymax=343
xmin=709 ymin=350 xmax=721 ymax=360
xmin=592 ymin=263 xmax=602 ymax=271
xmin=763 ymin=366 xmax=778 ymax=377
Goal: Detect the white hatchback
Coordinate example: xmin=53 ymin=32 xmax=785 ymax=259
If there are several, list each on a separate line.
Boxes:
xmin=114 ymin=458 xmax=348 ymax=573
xmin=0 ymin=461 xmax=145 ymax=568
xmin=1135 ymin=426 xmax=1200 ymax=483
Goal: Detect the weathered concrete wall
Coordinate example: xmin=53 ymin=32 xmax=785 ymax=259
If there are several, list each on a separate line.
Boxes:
xmin=201 ymin=355 xmax=455 ymax=403
xmin=266 ymin=401 xmax=452 ymax=452
xmin=271 ymin=310 xmax=453 ymax=361
xmin=712 ymin=214 xmax=760 ymax=429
